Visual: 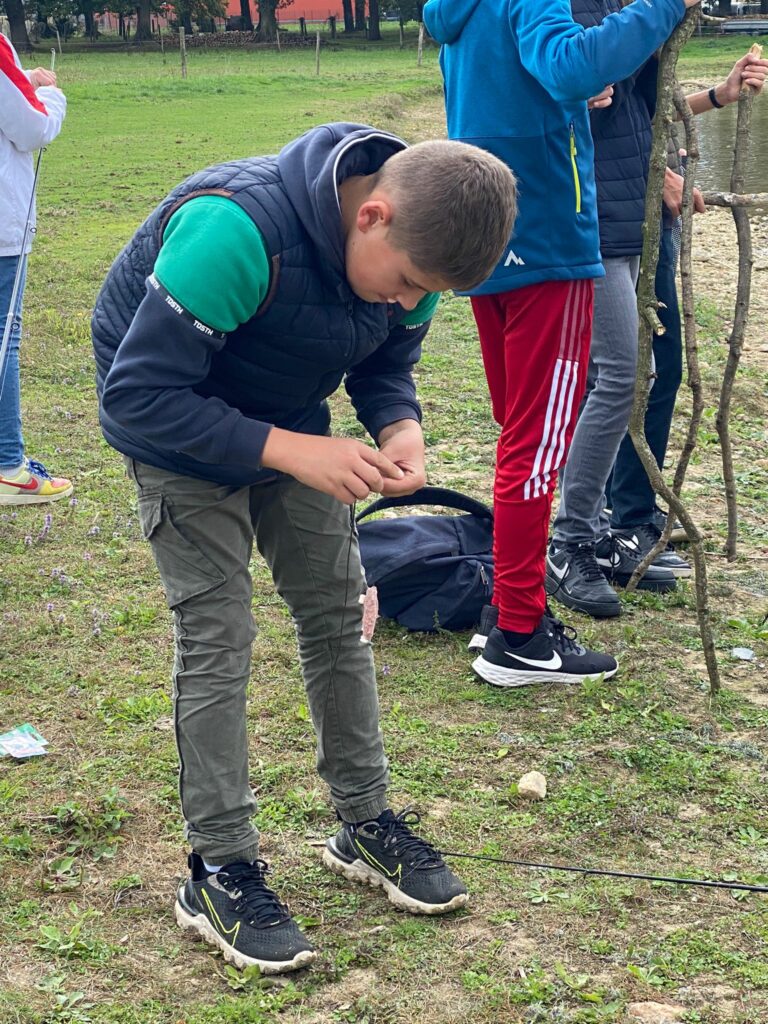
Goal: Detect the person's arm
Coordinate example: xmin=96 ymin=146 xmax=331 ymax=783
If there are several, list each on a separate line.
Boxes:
xmin=0 ymin=35 xmax=66 ymax=151
xmin=685 ymin=50 xmax=768 ymax=114
xmin=344 ymin=293 xmax=439 ymax=498
xmin=100 ymin=198 xmax=273 ymax=470
xmin=345 ymin=294 xmax=439 ymax=442
xmin=511 ymin=0 xmax=695 ymax=104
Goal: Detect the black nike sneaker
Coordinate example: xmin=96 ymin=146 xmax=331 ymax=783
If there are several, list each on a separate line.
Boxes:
xmin=175 ymin=853 xmax=316 ymax=973
xmin=595 ymin=532 xmax=677 ymax=591
xmin=615 ymin=522 xmax=691 ymax=579
xmin=472 ymin=614 xmax=618 ymax=688
xmin=545 ymin=540 xmax=621 ymax=618
xmin=323 ymin=808 xmax=468 ymax=915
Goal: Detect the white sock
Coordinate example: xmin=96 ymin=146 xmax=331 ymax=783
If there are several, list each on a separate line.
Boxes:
xmin=203 ymin=859 xmax=223 ymax=873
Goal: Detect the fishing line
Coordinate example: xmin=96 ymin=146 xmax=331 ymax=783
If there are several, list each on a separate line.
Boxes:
xmin=439 ymin=849 xmax=768 ymax=893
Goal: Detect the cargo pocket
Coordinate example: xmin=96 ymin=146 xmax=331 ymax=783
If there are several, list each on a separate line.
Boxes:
xmin=137 ymin=493 xmax=226 ymax=608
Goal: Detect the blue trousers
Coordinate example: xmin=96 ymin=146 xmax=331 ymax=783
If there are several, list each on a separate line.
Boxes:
xmin=608 ymin=227 xmax=683 ymax=529
xmin=0 ymin=254 xmax=27 ymax=472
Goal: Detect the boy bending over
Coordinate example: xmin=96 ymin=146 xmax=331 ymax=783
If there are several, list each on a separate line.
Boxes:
xmin=92 ymin=123 xmax=517 ymax=973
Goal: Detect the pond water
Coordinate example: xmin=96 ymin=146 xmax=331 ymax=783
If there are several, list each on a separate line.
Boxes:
xmin=693 ymin=97 xmax=768 ymax=192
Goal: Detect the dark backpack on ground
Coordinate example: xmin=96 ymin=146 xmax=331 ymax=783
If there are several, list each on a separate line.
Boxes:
xmin=356 ymin=486 xmax=494 ymax=632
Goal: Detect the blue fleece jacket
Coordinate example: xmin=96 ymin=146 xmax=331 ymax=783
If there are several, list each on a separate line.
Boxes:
xmin=424 ymin=0 xmax=686 ymax=294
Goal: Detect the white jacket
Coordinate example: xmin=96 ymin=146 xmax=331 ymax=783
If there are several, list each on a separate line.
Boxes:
xmin=0 ymin=33 xmax=66 ymax=257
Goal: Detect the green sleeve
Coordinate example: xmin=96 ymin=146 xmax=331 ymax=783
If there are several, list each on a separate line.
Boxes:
xmin=398 ymin=291 xmax=441 ymax=327
xmin=154 ymin=196 xmax=271 ymax=333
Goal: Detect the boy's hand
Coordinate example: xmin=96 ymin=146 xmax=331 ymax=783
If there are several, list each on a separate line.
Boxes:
xmin=663 ymin=167 xmax=705 ymax=217
xmin=717 ymin=52 xmax=768 ymax=105
xmin=376 ymin=419 xmax=426 ymax=497
xmin=588 ymin=85 xmax=614 ymax=110
xmin=28 ymin=67 xmax=57 ymax=88
xmin=261 ymin=428 xmax=404 ymax=505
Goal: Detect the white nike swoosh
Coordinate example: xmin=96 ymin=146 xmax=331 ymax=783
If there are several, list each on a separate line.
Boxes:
xmin=504 ymin=651 xmax=563 ymax=671
xmin=547 ymin=556 xmax=568 ymax=580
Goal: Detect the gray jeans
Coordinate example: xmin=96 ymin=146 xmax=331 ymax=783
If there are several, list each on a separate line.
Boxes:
xmin=125 ymin=458 xmax=389 ymax=865
xmin=552 ymin=255 xmax=641 ymax=545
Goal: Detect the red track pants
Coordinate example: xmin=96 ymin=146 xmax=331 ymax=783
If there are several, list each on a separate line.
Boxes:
xmin=471 ymin=279 xmax=594 ymax=632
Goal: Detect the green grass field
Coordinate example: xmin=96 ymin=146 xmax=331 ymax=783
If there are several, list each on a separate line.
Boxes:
xmin=1 ymin=32 xmax=767 ymax=1024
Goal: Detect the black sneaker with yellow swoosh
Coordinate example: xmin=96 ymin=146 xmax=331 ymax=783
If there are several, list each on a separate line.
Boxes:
xmin=175 ymin=853 xmax=316 ymax=973
xmin=323 ymin=808 xmax=468 ymax=914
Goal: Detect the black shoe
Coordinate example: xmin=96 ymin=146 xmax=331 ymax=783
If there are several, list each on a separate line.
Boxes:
xmin=468 ymin=603 xmax=499 ymax=652
xmin=323 ymin=808 xmax=468 ymax=915
xmin=175 ymin=853 xmax=316 ymax=973
xmin=595 ymin=533 xmax=677 ymax=592
xmin=472 ymin=614 xmax=618 ymax=688
xmin=651 ymin=506 xmax=687 ymax=545
xmin=616 ymin=522 xmax=691 ymax=579
xmin=545 ymin=541 xmax=621 ymax=618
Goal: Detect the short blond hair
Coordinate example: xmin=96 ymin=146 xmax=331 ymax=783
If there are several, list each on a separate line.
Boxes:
xmin=374 ymin=140 xmax=517 ymax=291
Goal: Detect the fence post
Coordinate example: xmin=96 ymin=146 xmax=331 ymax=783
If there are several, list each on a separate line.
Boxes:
xmin=180 ymin=27 xmax=188 ymax=78
xmin=299 ymin=16 xmax=306 ymax=38
xmin=399 ymin=21 xmax=404 ymax=49
xmin=329 ymin=14 xmax=336 ymax=39
xmin=315 ymin=29 xmax=321 ymax=74
xmin=417 ymin=21 xmax=424 ymax=66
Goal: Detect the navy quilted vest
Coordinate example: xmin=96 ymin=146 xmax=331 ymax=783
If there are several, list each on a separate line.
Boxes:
xmin=571 ymin=0 xmax=657 ymax=257
xmin=92 ymin=124 xmax=410 ymax=470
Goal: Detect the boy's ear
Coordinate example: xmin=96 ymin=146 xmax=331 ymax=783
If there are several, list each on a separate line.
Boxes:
xmin=356 ymin=197 xmax=394 ymax=233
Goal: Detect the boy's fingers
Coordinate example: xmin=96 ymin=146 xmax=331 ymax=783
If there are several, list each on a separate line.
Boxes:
xmin=352 ymin=460 xmax=384 ymax=494
xmin=365 ymin=447 xmax=405 ymax=479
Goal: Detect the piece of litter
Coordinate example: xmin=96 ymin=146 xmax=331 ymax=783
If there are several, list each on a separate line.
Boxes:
xmin=731 ymin=647 xmax=755 ymax=662
xmin=0 ymin=723 xmax=49 ymax=759
xmin=361 ymin=585 xmax=379 ymax=643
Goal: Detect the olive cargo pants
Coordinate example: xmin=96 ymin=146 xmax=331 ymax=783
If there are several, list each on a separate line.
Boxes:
xmin=125 ymin=458 xmax=389 ymax=866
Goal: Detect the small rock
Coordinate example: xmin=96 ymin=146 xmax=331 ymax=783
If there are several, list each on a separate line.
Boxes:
xmin=731 ymin=647 xmax=755 ymax=661
xmin=517 ymin=770 xmax=547 ymax=800
xmin=626 ymin=1002 xmax=687 ymax=1023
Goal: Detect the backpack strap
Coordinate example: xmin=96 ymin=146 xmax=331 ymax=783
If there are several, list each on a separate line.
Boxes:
xmin=356 ymin=486 xmax=493 ymax=523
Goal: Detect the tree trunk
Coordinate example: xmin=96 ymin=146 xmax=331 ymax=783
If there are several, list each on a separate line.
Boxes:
xmin=83 ymin=5 xmax=96 ymax=39
xmin=354 ymin=0 xmax=366 ymax=31
xmin=368 ymin=0 xmax=381 ymax=39
xmin=134 ymin=0 xmax=154 ymax=41
xmin=342 ymin=0 xmax=354 ymax=32
xmin=4 ymin=0 xmax=31 ymax=51
xmin=239 ymin=0 xmax=254 ymax=31
xmin=183 ymin=11 xmax=194 ymax=33
xmin=258 ymin=0 xmax=278 ymax=41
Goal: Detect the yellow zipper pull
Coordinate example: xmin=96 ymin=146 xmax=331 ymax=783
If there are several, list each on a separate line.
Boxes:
xmin=569 ymin=123 xmax=582 ymax=214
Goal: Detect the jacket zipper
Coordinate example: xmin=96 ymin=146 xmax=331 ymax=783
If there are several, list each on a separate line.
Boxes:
xmin=569 ymin=123 xmax=582 ymax=214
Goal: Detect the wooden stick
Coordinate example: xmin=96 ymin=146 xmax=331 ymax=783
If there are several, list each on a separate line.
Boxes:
xmin=716 ymin=43 xmax=762 ymax=561
xmin=315 ymin=29 xmax=320 ymax=75
xmin=702 ymin=190 xmax=768 ymax=208
xmin=418 ymin=22 xmax=424 ymax=66
xmin=627 ymin=7 xmax=722 ymax=695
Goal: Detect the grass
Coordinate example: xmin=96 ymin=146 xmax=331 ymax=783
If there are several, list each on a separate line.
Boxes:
xmin=1 ymin=34 xmax=767 ymax=1024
